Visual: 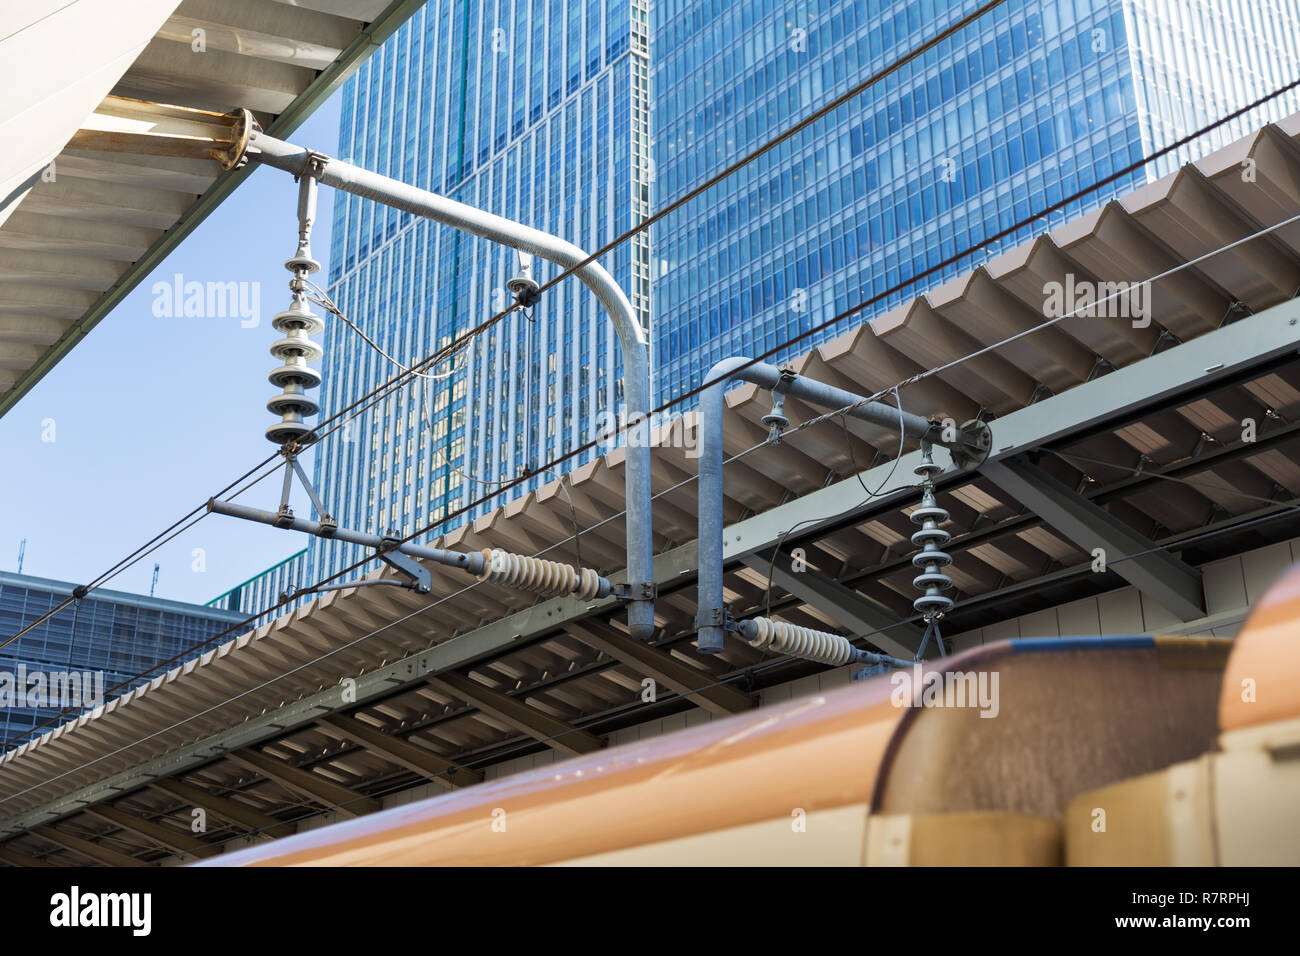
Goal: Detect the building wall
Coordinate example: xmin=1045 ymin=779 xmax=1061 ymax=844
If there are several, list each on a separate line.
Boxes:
xmin=206 ymin=548 xmax=309 ymax=621
xmin=1123 ymin=0 xmax=1300 ymax=176
xmin=651 ymin=0 xmax=1300 ymax=403
xmin=0 ymin=572 xmax=245 ymax=750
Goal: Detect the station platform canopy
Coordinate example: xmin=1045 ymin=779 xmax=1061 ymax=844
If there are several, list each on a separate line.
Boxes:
xmin=0 ymin=0 xmax=421 ymax=417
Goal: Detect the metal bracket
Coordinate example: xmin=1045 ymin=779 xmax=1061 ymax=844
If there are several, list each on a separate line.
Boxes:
xmin=914 ymin=618 xmax=948 ymax=660
xmin=851 ymin=662 xmax=893 ymax=682
xmin=375 ymin=545 xmax=432 ymax=594
xmin=293 ymin=149 xmax=330 ymax=182
xmin=693 ymin=606 xmax=736 ymax=632
xmin=273 ymin=505 xmax=295 ymax=528
xmin=761 ymin=368 xmax=797 ymax=442
xmin=950 ymin=419 xmax=992 ymax=471
xmin=614 ymin=581 xmax=658 ymax=602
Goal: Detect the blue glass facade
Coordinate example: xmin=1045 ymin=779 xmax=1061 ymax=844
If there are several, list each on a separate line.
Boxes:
xmin=206 ymin=548 xmax=308 ymax=619
xmin=299 ymin=0 xmax=652 ymax=585
xmin=229 ymin=0 xmax=1300 ymax=604
xmin=652 ymin=0 xmax=1300 ymax=400
xmin=0 ymin=572 xmax=245 ymax=750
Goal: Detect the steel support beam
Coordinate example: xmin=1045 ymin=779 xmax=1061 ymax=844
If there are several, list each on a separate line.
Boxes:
xmin=428 ymin=672 xmax=605 ymax=757
xmin=149 ymin=779 xmax=295 ymax=841
xmin=565 ymin=621 xmax=755 ymax=717
xmin=740 ymin=550 xmax=924 ymax=658
xmin=32 ymin=825 xmax=144 ymax=867
xmin=226 ymin=749 xmax=382 ymax=818
xmin=83 ymin=804 xmax=219 ymax=861
xmin=0 ymin=844 xmax=49 ymax=867
xmin=982 ymin=457 xmax=1205 ymax=621
xmin=66 ymin=96 xmax=251 ymax=165
xmin=316 ymin=714 xmax=482 ymax=789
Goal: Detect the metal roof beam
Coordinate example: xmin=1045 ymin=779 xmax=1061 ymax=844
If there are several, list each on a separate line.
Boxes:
xmin=565 ymin=621 xmax=755 ymax=717
xmin=0 ymin=0 xmax=432 ymax=419
xmin=982 ymin=456 xmax=1205 ymax=621
xmin=226 ymin=749 xmax=381 ymax=818
xmin=31 ymin=825 xmax=144 ymax=867
xmin=316 ymin=714 xmax=482 ymax=789
xmin=0 ymin=844 xmax=50 ymax=867
xmin=740 ymin=549 xmax=924 ymax=658
xmin=148 ymin=779 xmax=295 ymax=841
xmin=427 ymin=672 xmax=605 ymax=757
xmin=83 ymin=804 xmax=219 ymax=861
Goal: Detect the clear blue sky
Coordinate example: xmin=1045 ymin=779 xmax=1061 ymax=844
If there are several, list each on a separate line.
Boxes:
xmin=0 ymin=93 xmax=343 ymax=605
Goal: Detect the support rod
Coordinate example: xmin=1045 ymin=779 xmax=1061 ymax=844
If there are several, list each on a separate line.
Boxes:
xmin=209 ymin=499 xmax=486 ymax=574
xmin=208 ymin=499 xmax=614 ymax=600
xmin=696 ymin=357 xmax=988 ymax=653
xmin=243 ymin=128 xmax=655 ymax=639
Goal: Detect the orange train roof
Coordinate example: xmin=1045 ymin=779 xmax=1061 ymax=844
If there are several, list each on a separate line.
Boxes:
xmin=1219 ymin=562 xmax=1300 ymax=733
xmin=198 ymin=635 xmax=1237 ymax=866
xmin=201 ymin=670 xmax=903 ymax=866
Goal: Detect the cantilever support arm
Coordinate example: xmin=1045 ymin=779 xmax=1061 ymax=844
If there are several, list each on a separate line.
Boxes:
xmin=695 ymin=358 xmax=990 ymax=653
xmin=239 ymin=127 xmax=655 ymax=639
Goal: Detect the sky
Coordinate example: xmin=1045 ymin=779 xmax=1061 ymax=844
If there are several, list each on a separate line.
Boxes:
xmin=0 ymin=92 xmax=343 ymax=606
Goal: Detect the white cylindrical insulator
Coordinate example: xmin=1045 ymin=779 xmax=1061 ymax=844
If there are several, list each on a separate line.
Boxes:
xmin=477 ymin=549 xmax=604 ymax=600
xmin=266 ymin=291 xmax=323 ymax=446
xmin=740 ymin=617 xmax=857 ymax=667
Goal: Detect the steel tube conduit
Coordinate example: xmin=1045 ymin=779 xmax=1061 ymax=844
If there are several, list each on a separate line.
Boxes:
xmin=696 ymin=357 xmax=990 ymax=655
xmin=208 ymin=500 xmax=613 ymax=600
xmin=241 ymin=129 xmax=653 ymax=637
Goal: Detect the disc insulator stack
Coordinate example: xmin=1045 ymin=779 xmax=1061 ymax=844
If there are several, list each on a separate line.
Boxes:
xmin=910 ymin=446 xmax=954 ymax=619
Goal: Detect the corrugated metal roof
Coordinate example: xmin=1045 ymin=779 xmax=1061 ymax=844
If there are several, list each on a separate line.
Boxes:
xmin=0 ymin=0 xmax=418 ymax=416
xmin=5 ymin=113 xmax=1300 ymax=863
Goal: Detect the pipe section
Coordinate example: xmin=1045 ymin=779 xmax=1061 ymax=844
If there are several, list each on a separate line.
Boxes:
xmin=696 ymin=358 xmax=940 ymax=653
xmin=695 ymin=358 xmax=985 ymax=654
xmin=245 ymin=129 xmax=655 ymax=638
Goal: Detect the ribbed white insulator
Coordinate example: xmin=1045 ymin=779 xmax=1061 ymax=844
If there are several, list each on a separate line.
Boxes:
xmin=741 ymin=617 xmax=856 ymax=666
xmin=266 ymin=289 xmax=323 ymax=446
xmin=477 ymin=549 xmax=604 ymax=600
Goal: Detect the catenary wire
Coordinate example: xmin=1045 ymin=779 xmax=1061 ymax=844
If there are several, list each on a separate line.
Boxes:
xmin=5 ymin=23 xmax=1298 ymax=814
xmin=6 ymin=2 xmax=1276 ymax=660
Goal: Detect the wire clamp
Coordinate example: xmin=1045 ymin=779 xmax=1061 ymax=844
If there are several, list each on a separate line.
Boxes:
xmin=615 ymin=580 xmax=657 ymax=602
xmin=761 ymin=369 xmax=797 ymax=442
xmin=693 ymin=606 xmax=736 ymax=631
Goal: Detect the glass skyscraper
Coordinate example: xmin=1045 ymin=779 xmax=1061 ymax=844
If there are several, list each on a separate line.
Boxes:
xmin=228 ymin=0 xmax=1300 ymax=605
xmin=0 ymin=571 xmax=245 ymax=749
xmin=653 ymin=0 xmax=1300 ymax=399
xmin=298 ymin=0 xmax=652 ymax=586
